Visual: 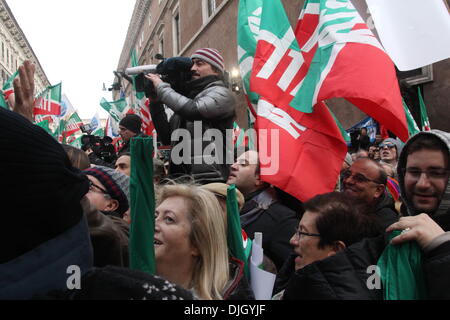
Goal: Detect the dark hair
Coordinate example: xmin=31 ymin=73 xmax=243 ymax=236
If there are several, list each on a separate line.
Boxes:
xmin=61 ymin=144 xmax=91 ymax=170
xmin=406 ymin=134 xmax=449 ymax=168
xmin=304 ymin=192 xmax=381 ymax=249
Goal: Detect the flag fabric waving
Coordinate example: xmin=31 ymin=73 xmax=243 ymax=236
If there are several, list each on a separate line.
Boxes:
xmin=403 ymin=100 xmax=420 ymax=137
xmin=131 ymin=49 xmax=155 ymax=136
xmin=240 ymin=0 xmax=347 ymax=202
xmin=0 ymin=70 xmax=18 ymax=109
xmin=418 ymin=87 xmax=431 ymax=131
xmin=293 ymin=0 xmax=408 ymax=142
xmin=226 ymin=184 xmax=250 ymax=280
xmin=236 ymin=0 xmax=262 ymax=148
xmin=100 ymin=98 xmax=128 ymax=123
xmin=129 ymin=137 xmax=156 ymax=275
xmin=34 ymin=83 xmax=62 ymax=116
xmin=63 ymin=111 xmax=83 ymax=139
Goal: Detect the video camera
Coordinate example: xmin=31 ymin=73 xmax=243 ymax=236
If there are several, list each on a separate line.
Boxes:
xmin=81 ymin=135 xmax=117 ymax=164
xmin=125 ymin=56 xmax=194 ymax=98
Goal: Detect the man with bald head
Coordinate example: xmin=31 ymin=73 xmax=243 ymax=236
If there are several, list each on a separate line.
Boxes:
xmin=342 ymin=157 xmax=399 ymax=229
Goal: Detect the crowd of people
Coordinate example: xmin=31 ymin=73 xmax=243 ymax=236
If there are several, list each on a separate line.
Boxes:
xmin=2 ymin=54 xmax=450 ymax=301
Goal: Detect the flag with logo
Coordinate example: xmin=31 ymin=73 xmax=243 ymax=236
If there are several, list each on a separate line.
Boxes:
xmin=417 ymin=87 xmax=431 ymax=131
xmin=240 ymin=0 xmax=347 ymax=202
xmin=287 ymin=0 xmax=408 ymax=142
xmin=34 ymin=83 xmax=62 ymax=116
xmin=63 ymin=111 xmax=83 ymax=139
xmin=60 ymin=94 xmax=76 ymax=120
xmin=0 ymin=70 xmax=18 ymax=109
xmin=90 ymin=112 xmax=101 ymax=131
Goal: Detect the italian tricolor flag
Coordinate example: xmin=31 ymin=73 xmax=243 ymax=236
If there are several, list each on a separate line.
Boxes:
xmin=34 ymin=83 xmax=62 ymax=116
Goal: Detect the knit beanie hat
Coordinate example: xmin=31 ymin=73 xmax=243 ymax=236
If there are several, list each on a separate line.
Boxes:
xmin=381 ymin=138 xmax=404 ymax=158
xmin=84 ymin=166 xmax=130 ymax=215
xmin=0 ymin=108 xmax=89 ymax=263
xmin=119 ymin=114 xmax=142 ymax=134
xmin=191 ymin=48 xmax=225 ymax=73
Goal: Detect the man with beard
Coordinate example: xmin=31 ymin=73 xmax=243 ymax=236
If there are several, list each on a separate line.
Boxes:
xmin=146 ymin=48 xmax=236 ymax=184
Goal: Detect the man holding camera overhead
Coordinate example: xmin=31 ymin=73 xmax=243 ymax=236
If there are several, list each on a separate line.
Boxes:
xmin=146 ymin=48 xmax=236 ymax=184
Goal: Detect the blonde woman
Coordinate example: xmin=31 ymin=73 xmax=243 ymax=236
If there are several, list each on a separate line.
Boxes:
xmin=154 ymin=184 xmax=252 ymax=300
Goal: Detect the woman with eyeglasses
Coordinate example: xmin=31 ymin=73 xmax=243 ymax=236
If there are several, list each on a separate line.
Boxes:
xmin=273 ymin=192 xmax=381 ymax=300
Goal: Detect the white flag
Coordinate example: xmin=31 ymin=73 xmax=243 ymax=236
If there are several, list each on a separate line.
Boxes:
xmin=366 ymin=0 xmax=450 ymax=71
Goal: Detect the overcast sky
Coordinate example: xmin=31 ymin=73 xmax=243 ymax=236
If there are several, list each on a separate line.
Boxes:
xmin=7 ymin=0 xmax=135 ymax=120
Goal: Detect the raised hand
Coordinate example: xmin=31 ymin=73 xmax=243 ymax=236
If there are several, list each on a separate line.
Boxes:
xmin=12 ymin=60 xmax=35 ymax=122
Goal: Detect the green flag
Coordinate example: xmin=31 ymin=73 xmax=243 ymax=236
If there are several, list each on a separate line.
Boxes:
xmin=100 ymin=98 xmax=128 ymax=123
xmin=91 ymin=127 xmax=105 ymax=137
xmin=226 ymin=184 xmax=249 ymax=280
xmin=35 ymin=119 xmax=52 ymax=135
xmin=130 ymin=49 xmax=147 ymax=119
xmin=377 ymin=231 xmax=427 ymax=300
xmin=0 ymin=70 xmax=19 ymax=109
xmin=418 ymin=87 xmax=431 ymax=131
xmin=403 ymin=100 xmax=420 ymax=137
xmin=129 ymin=136 xmax=156 ymax=274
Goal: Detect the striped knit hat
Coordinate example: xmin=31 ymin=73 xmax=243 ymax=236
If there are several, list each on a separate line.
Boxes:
xmin=84 ymin=166 xmax=130 ymax=215
xmin=191 ymin=48 xmax=225 ymax=73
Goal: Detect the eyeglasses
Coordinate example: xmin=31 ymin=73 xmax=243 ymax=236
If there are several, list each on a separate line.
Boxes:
xmin=294 ymin=229 xmax=321 ymax=239
xmin=379 ymin=143 xmax=396 ymax=149
xmin=342 ymin=169 xmax=382 ymax=185
xmin=89 ymin=180 xmax=109 ymax=195
xmin=404 ymin=168 xmax=450 ymax=181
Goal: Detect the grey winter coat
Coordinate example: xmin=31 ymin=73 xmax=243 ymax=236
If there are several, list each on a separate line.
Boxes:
xmin=153 ymin=75 xmax=236 ymax=184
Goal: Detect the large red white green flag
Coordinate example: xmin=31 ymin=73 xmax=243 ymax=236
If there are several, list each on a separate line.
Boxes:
xmin=34 ymin=83 xmax=62 ymax=116
xmin=63 ymin=111 xmax=83 ymax=139
xmin=241 ymin=0 xmax=347 ymax=202
xmin=292 ymin=0 xmax=408 ymax=141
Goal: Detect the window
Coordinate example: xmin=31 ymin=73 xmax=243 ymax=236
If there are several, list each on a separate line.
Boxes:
xmin=1 ymin=42 xmax=4 ymax=61
xmin=207 ymin=0 xmax=216 ymax=17
xmin=202 ymin=0 xmax=217 ymax=23
xmin=159 ymin=35 xmax=164 ymax=57
xmin=172 ymin=10 xmax=181 ymax=55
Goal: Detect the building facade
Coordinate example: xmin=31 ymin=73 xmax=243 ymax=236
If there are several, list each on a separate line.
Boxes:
xmin=0 ymin=0 xmax=50 ymax=95
xmin=114 ymin=0 xmax=450 ymax=131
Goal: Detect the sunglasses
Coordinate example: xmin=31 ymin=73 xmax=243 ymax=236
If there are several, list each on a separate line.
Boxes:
xmin=379 ymin=144 xmax=396 ymax=149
